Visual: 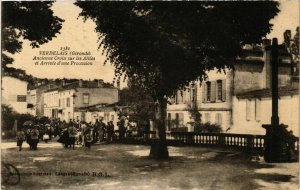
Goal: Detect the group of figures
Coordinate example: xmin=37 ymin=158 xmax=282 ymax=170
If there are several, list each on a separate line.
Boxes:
xmin=16 ymin=123 xmax=54 ymax=151
xmin=57 ymin=119 xmax=114 ymax=149
xmin=16 ymin=116 xmax=151 ymax=151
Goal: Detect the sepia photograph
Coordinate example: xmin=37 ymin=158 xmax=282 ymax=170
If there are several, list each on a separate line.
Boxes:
xmin=1 ymin=1 xmax=299 ymax=189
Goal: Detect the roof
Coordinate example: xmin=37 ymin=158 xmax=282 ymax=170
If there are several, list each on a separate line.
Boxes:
xmin=236 ymin=85 xmax=299 ymax=99
xmin=75 ymin=103 xmax=126 ymax=112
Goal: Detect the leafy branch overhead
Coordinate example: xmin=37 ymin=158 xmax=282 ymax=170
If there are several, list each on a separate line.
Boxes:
xmin=76 ymin=1 xmax=279 ymax=98
xmin=2 ymin=2 xmax=64 ymax=67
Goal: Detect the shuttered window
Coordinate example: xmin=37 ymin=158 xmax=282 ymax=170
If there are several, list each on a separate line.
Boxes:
xmin=206 ymin=82 xmax=211 ymax=102
xmin=222 ymin=79 xmax=226 ymax=101
xmin=176 ymin=91 xmax=183 ymax=104
xmin=217 ymin=80 xmax=222 ymax=101
xmin=202 ymin=83 xmax=206 ymax=102
xmin=210 ymin=81 xmax=216 ymax=102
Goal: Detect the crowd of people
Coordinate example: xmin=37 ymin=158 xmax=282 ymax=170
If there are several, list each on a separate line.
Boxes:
xmin=16 ymin=116 xmax=151 ymax=151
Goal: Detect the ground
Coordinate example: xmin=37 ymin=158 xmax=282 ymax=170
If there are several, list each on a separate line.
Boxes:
xmin=1 ymin=140 xmax=298 ymax=190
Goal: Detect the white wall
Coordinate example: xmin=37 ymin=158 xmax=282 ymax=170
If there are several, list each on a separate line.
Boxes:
xmin=232 ymin=95 xmax=299 ymax=136
xmin=2 ymin=76 xmax=28 ymax=114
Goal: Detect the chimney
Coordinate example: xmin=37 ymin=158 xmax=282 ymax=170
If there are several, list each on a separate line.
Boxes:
xmin=79 ymin=79 xmax=83 ymax=87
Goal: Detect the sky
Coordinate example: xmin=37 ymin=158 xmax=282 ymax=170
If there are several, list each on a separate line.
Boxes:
xmin=8 ymin=1 xmax=300 ymax=86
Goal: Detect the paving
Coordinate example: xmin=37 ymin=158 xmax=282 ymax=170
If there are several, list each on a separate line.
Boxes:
xmin=1 ymin=141 xmax=298 ymax=190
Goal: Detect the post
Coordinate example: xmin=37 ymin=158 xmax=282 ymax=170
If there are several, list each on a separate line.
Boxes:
xmin=271 ymin=38 xmax=279 ymax=126
xmin=262 ymin=38 xmax=298 ymax=162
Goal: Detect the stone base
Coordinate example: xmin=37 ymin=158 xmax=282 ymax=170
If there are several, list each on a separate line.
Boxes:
xmin=149 ymin=140 xmax=169 ymax=159
xmin=262 ymin=124 xmax=298 ymax=163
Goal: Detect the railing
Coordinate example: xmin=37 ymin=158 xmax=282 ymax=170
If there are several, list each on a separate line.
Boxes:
xmin=110 ymin=131 xmax=299 ymax=153
xmin=166 ymin=132 xmax=299 ymax=152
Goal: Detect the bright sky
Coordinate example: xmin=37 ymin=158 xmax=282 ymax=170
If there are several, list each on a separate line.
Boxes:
xmin=9 ymin=1 xmax=299 ymax=85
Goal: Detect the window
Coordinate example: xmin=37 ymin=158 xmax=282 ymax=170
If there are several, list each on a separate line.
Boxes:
xmin=204 ymin=113 xmax=211 ymax=123
xmin=215 ymin=113 xmax=222 ymax=126
xmin=66 ymin=98 xmax=70 ymax=107
xmin=255 ymin=99 xmax=261 ymax=121
xmin=206 ymin=82 xmax=211 ymax=101
xmin=83 ymin=93 xmax=89 ymax=104
xmin=203 ymin=81 xmax=216 ymax=103
xmin=176 ymin=91 xmax=183 ymax=104
xmin=246 ymin=99 xmax=251 ymax=121
xmin=217 ymin=80 xmax=222 ymax=101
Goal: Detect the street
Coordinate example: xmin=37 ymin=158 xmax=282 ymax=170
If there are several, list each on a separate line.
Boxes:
xmin=1 ymin=141 xmax=298 ymax=190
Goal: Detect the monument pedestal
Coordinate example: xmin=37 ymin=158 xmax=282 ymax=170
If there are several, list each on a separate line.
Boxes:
xmin=262 ymin=124 xmax=297 ymax=162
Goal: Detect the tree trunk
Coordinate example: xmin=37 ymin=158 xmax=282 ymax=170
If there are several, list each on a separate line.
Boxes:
xmin=149 ymin=97 xmax=169 ymax=159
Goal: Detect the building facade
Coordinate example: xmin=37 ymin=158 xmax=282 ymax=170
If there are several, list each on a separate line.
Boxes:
xmin=27 ymin=89 xmax=37 ymax=115
xmin=167 ymin=41 xmax=298 ymax=135
xmin=2 ymin=76 xmax=28 ymax=114
xmin=167 ymin=69 xmax=233 ymax=132
xmin=42 ymin=81 xmax=119 ymax=122
xmin=231 ymin=86 xmax=299 ymax=135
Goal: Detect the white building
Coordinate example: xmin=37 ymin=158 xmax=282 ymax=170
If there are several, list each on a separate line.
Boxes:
xmin=43 ymin=89 xmax=59 ymax=119
xmin=2 ymin=76 xmax=28 ymax=114
xmin=231 ymin=86 xmax=299 ymax=136
xmin=167 ymin=41 xmax=298 ymax=135
xmin=167 ymin=68 xmax=233 ymax=132
xmin=27 ymin=89 xmax=37 ymax=115
xmin=43 ymin=81 xmax=119 ymax=122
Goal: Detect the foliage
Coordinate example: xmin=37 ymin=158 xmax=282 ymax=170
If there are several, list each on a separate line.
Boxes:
xmin=170 ymin=127 xmax=188 ymax=132
xmin=75 ymin=1 xmax=279 ymax=100
xmin=2 ymin=2 xmax=64 ymax=69
xmin=284 ymin=26 xmax=299 ymax=63
xmin=194 ymin=122 xmax=222 ymax=133
xmin=118 ymin=79 xmax=155 ymax=122
xmin=1 ymin=104 xmax=36 ymax=138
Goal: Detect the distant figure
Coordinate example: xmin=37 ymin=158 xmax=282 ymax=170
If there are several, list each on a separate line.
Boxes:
xmin=16 ymin=129 xmax=25 ymax=151
xmin=84 ymin=129 xmax=93 ymax=149
xmin=68 ymin=125 xmax=77 ymax=149
xmin=93 ymin=119 xmax=100 ymax=142
xmin=26 ymin=128 xmax=32 ymax=150
xmin=119 ymin=116 xmax=127 ymax=143
xmin=30 ymin=126 xmax=39 ymax=150
xmin=106 ymin=121 xmax=114 ymax=143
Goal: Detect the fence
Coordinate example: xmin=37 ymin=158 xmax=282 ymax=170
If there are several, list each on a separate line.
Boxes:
xmin=113 ymin=130 xmax=299 ymax=153
xmin=165 ymin=132 xmax=299 ymax=153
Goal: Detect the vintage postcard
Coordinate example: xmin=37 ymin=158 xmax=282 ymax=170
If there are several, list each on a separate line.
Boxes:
xmin=1 ymin=1 xmax=299 ymax=190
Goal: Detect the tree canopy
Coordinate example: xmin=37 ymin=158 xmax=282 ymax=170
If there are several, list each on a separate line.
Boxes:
xmin=75 ymin=1 xmax=279 ymax=100
xmin=2 ymin=2 xmax=64 ymax=68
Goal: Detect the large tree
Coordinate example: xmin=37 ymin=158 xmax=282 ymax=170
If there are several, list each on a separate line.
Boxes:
xmin=75 ymin=1 xmax=279 ymax=158
xmin=2 ymin=2 xmax=64 ymax=69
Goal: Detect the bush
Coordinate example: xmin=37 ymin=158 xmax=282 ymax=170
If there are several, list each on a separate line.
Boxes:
xmin=1 ymin=104 xmax=35 ymax=135
xmin=194 ymin=122 xmax=222 ymax=133
xmin=170 ymin=127 xmax=188 ymax=132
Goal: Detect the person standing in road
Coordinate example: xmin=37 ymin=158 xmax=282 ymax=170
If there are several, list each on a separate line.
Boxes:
xmin=106 ymin=121 xmax=114 ymax=143
xmin=68 ymin=124 xmax=77 ymax=149
xmin=16 ymin=128 xmax=25 ymax=151
xmin=30 ymin=126 xmax=39 ymax=150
